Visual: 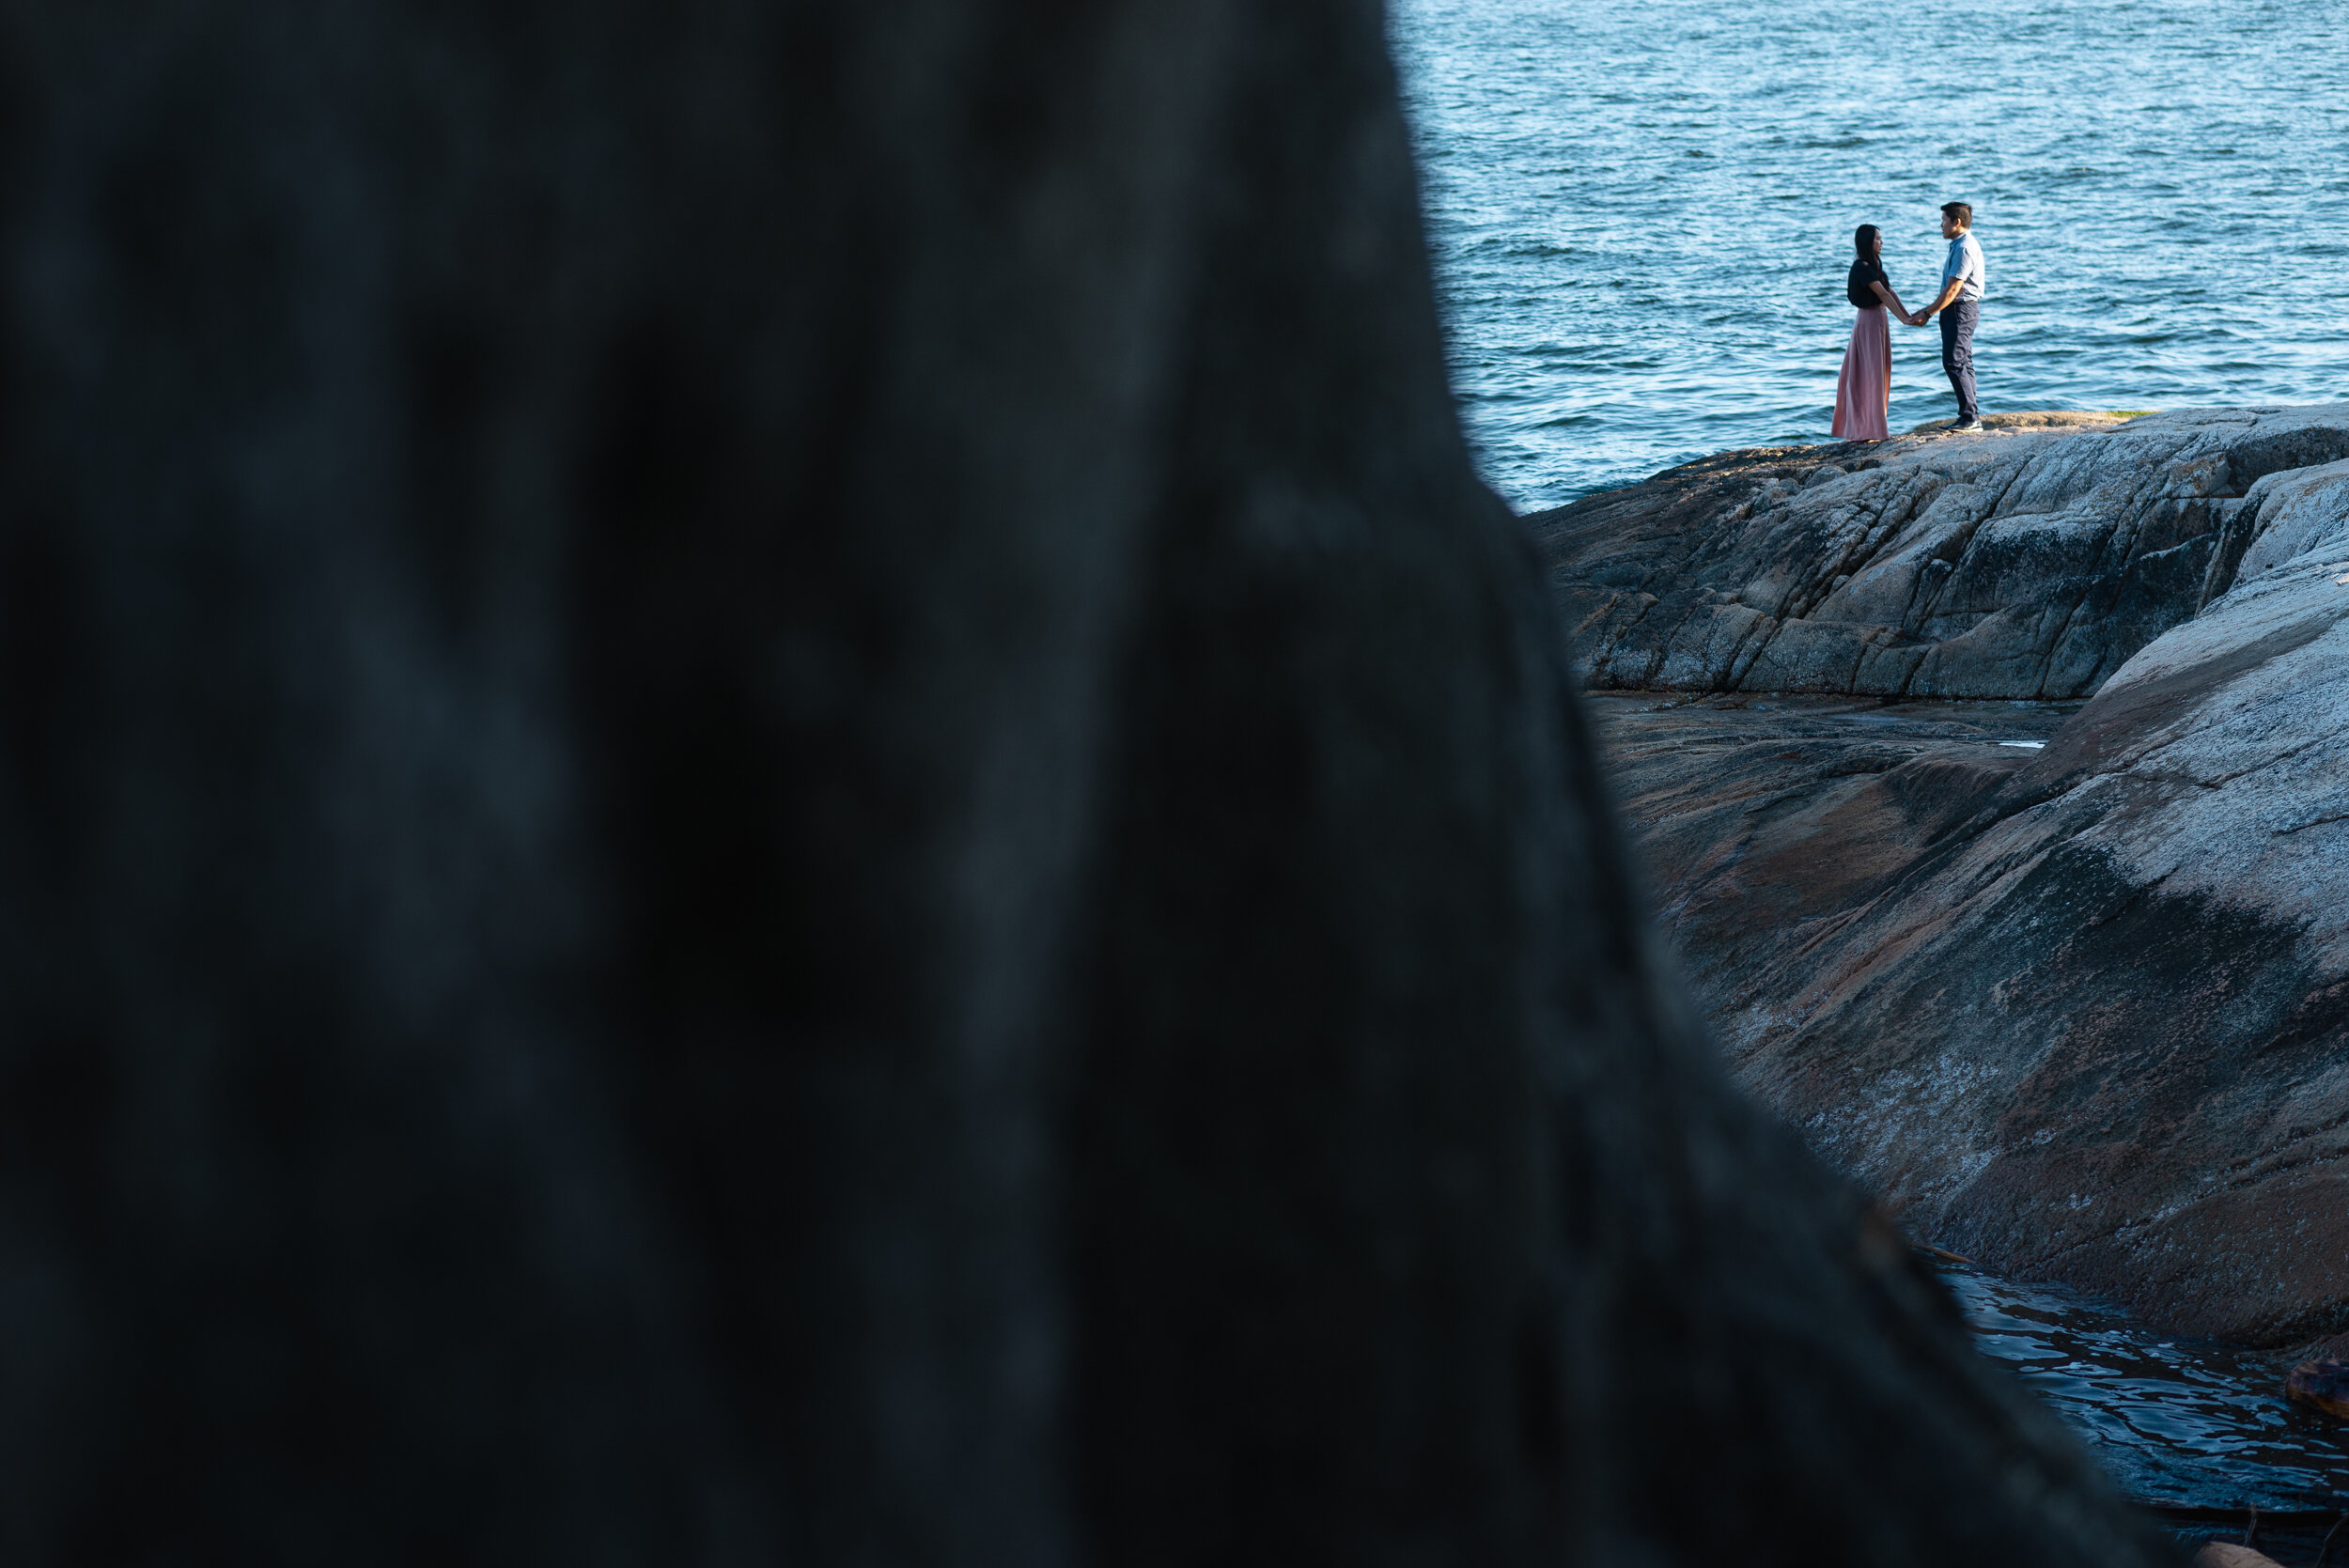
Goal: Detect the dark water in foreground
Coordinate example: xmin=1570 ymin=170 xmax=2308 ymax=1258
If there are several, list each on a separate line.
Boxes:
xmin=1391 ymin=0 xmax=2349 ymax=510
xmin=1940 ymin=1262 xmax=2349 ymax=1514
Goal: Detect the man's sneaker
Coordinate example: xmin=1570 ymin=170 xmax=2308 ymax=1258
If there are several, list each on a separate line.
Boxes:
xmin=1952 ymin=418 xmax=1983 ymax=431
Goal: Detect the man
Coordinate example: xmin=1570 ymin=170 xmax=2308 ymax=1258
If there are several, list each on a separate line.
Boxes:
xmin=1912 ymin=202 xmax=1985 ymax=430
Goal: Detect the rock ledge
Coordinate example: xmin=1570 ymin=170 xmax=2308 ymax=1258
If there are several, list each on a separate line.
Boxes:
xmin=1536 ymin=406 xmax=2349 ymax=701
xmin=1568 ymin=408 xmax=2349 ymax=1343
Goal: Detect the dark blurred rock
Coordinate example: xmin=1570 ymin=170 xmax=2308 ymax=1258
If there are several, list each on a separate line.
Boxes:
xmin=2194 ymin=1545 xmax=2284 ymax=1568
xmin=1535 ymin=407 xmax=2349 ymax=699
xmin=0 ymin=2 xmax=2172 ymax=1564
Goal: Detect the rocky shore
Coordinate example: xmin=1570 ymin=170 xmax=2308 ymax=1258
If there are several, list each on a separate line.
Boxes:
xmin=1536 ymin=408 xmax=2349 ymax=1344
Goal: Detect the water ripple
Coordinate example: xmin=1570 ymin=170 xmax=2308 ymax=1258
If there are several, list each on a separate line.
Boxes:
xmin=1942 ymin=1263 xmax=2349 ymax=1511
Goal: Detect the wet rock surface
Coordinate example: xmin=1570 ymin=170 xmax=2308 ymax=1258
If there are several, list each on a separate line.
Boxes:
xmin=2285 ymin=1360 xmax=2349 ymax=1421
xmin=1537 ymin=406 xmax=2349 ymax=700
xmin=1578 ymin=408 xmax=2349 ymax=1345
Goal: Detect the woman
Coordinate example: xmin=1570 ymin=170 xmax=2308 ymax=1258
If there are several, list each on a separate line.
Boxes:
xmin=1831 ymin=224 xmax=1920 ymax=442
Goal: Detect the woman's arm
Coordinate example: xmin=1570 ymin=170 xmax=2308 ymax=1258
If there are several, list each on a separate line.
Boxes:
xmin=1871 ymin=279 xmax=1919 ymax=326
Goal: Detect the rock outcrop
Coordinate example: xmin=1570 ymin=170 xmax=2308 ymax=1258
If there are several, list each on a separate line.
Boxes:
xmin=1536 ymin=407 xmax=2349 ymax=700
xmin=1572 ymin=410 xmax=2349 ymax=1343
xmin=0 ymin=6 xmax=2172 ymax=1565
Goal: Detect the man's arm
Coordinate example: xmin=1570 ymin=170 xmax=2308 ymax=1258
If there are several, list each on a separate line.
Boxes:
xmin=1920 ymin=236 xmax=1975 ymax=320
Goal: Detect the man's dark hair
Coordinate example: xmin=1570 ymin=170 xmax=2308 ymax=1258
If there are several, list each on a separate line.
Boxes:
xmin=1942 ymin=201 xmax=1973 ymax=228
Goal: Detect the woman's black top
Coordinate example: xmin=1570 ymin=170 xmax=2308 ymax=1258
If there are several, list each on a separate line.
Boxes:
xmin=1846 ymin=256 xmax=1890 ymax=310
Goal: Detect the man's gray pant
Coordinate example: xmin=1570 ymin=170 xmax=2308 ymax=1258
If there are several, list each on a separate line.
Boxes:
xmin=1939 ymin=298 xmax=1980 ymax=423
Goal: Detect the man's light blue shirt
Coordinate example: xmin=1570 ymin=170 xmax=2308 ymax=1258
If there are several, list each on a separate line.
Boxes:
xmin=1943 ymin=231 xmax=1986 ymax=303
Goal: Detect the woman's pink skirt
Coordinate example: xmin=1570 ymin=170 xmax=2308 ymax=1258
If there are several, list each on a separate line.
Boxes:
xmin=1831 ymin=306 xmax=1891 ymax=441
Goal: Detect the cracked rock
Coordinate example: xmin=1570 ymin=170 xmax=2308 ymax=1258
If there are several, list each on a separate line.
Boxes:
xmin=1535 ymin=406 xmax=2349 ymax=700
xmin=1580 ymin=406 xmax=2349 ymax=1343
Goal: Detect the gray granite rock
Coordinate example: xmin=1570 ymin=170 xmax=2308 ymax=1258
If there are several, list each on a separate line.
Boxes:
xmin=1595 ymin=450 xmax=2349 ymax=1342
xmin=1538 ymin=407 xmax=2349 ymax=700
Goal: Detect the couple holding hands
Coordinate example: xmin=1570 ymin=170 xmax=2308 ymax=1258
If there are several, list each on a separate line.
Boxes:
xmin=1832 ymin=202 xmax=1986 ymax=441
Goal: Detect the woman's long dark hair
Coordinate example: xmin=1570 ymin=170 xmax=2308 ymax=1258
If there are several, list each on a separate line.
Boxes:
xmin=1853 ymin=224 xmax=1882 ymax=264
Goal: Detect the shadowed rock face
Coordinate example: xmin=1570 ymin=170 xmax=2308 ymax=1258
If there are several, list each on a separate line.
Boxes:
xmin=1537 ymin=407 xmax=2349 ymax=700
xmin=0 ymin=3 xmax=2175 ymax=1564
xmin=1587 ymin=423 xmax=2349 ymax=1343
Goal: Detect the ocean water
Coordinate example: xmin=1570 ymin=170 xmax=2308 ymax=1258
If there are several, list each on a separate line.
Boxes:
xmin=1390 ymin=0 xmax=2349 ymax=511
